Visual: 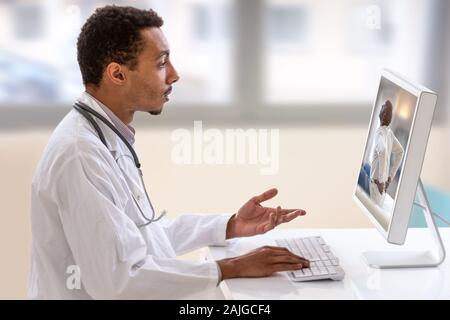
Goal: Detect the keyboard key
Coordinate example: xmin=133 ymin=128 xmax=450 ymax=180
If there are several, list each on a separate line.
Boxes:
xmin=293 ymin=270 xmax=309 ymax=278
xmin=326 ymin=252 xmax=336 ymax=260
xmin=291 ymin=239 xmax=306 ymax=257
xmin=319 ymin=253 xmax=329 ymax=261
xmin=304 ymin=238 xmax=319 ymax=259
xmin=312 ymin=267 xmax=328 ymax=276
xmin=303 ymin=268 xmax=312 ymax=276
xmin=318 ymin=267 xmax=328 ymax=274
xmin=326 ymin=266 xmax=337 ymax=274
xmin=297 ymin=240 xmax=307 ymax=254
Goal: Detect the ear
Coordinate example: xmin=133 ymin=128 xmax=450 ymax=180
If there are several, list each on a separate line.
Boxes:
xmin=105 ymin=62 xmax=126 ymax=85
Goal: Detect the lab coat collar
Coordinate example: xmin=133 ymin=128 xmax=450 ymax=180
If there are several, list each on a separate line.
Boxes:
xmin=84 ymin=92 xmax=136 ymax=146
xmin=76 ymin=92 xmax=126 ymax=155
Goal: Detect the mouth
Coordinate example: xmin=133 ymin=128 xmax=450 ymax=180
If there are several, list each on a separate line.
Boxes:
xmin=163 ymin=87 xmax=172 ymax=101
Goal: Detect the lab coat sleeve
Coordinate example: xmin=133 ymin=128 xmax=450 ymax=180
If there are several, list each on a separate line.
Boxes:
xmin=53 ymin=144 xmax=220 ymax=299
xmin=389 ymin=135 xmax=404 ymax=179
xmin=160 ymin=214 xmax=232 ymax=255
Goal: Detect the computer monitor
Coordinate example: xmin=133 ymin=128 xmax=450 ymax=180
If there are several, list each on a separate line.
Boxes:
xmin=353 ymin=69 xmax=446 ymax=268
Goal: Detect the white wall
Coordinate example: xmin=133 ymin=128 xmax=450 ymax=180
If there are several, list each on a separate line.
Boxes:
xmin=1 ymin=125 xmax=449 ymax=299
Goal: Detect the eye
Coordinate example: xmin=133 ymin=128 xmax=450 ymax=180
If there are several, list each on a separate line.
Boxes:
xmin=158 ymin=60 xmax=167 ymax=68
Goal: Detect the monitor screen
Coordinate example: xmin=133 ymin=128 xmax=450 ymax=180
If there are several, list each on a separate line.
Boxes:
xmin=357 ymin=75 xmax=418 ymax=230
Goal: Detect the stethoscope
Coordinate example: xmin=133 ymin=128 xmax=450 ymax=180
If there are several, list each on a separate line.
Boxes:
xmin=73 ymin=101 xmax=166 ymax=228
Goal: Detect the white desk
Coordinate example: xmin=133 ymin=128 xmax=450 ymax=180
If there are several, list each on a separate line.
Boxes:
xmin=207 ymin=228 xmax=450 ymax=300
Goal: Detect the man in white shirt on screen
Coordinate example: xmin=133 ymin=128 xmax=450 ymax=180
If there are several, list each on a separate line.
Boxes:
xmin=370 ymin=100 xmax=404 ymax=207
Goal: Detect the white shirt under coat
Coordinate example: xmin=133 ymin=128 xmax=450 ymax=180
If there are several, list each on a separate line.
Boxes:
xmin=369 ymin=125 xmax=404 ymax=206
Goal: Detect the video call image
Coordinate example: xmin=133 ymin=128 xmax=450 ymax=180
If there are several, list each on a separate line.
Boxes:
xmin=357 ymin=77 xmax=417 ymax=223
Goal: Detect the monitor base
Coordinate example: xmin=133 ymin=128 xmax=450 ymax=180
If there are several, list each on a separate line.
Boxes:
xmin=362 ymin=179 xmax=446 ymax=269
xmin=362 ymin=250 xmax=443 ymax=268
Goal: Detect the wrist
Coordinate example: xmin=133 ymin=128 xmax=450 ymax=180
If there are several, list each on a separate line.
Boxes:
xmin=226 ymin=213 xmax=237 ymax=239
xmin=217 ymin=258 xmax=239 ymax=280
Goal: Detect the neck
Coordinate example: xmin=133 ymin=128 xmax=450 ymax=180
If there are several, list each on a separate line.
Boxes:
xmin=85 ymin=86 xmax=134 ymax=125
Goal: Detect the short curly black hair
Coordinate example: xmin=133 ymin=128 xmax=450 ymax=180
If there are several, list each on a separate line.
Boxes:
xmin=77 ymin=5 xmax=163 ymax=86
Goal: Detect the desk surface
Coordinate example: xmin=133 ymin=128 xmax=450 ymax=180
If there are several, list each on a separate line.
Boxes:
xmin=207 ymin=228 xmax=450 ymax=300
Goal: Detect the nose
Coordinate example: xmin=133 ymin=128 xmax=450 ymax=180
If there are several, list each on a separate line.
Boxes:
xmin=167 ymin=61 xmax=180 ymax=85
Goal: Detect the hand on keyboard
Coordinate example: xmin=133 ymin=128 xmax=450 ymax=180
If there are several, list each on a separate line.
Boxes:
xmin=276 ymin=236 xmax=345 ymax=281
xmin=217 ymin=245 xmax=310 ymax=280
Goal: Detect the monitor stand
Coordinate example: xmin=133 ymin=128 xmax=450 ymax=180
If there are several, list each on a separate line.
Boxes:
xmin=362 ymin=179 xmax=446 ymax=269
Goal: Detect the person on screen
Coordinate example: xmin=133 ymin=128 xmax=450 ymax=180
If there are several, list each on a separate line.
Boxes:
xmin=369 ymin=100 xmax=404 ymax=206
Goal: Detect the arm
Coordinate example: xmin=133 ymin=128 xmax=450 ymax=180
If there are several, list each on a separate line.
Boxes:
xmin=389 ymin=135 xmax=404 ymax=179
xmin=160 ymin=214 xmax=231 ymax=255
xmin=162 ymin=187 xmax=307 ymax=254
xmin=370 ymin=133 xmax=386 ymax=193
xmin=162 ymin=189 xmax=310 ymax=280
xmin=54 ymin=144 xmax=219 ymax=299
xmin=375 ymin=143 xmax=387 ymax=182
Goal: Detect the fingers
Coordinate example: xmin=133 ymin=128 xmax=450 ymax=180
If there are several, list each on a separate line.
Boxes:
xmin=279 ymin=208 xmax=306 ymax=215
xmin=251 ymin=188 xmax=278 ymax=204
xmin=269 ymin=247 xmax=311 ymax=271
xmin=237 ymin=246 xmax=310 ymax=277
xmin=255 ymin=245 xmax=297 ymax=255
xmin=257 ymin=245 xmax=290 ymax=253
xmin=255 ymin=213 xmax=276 ymax=234
xmin=258 ymin=246 xmax=309 ymax=266
xmin=279 ymin=209 xmax=306 ymax=224
xmin=272 ymin=263 xmax=306 ymax=273
xmin=259 ymin=208 xmax=306 ymax=233
xmin=271 ymin=254 xmax=309 ymax=266
xmin=261 ymin=212 xmax=277 ymax=233
xmin=260 ymin=207 xmax=307 ymax=225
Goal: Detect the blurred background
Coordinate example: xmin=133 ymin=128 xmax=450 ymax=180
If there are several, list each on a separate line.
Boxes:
xmin=1 ymin=0 xmax=450 ymax=298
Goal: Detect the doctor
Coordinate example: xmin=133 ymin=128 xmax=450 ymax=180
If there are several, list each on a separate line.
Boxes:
xmin=369 ymin=100 xmax=404 ymax=206
xmin=29 ymin=5 xmax=309 ymax=299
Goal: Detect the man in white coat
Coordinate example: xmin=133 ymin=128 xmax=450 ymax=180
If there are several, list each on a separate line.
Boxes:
xmin=28 ymin=6 xmax=309 ymax=299
xmin=369 ymin=100 xmax=404 ymax=207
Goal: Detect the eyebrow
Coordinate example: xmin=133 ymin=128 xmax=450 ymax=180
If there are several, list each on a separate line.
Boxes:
xmin=156 ymin=50 xmax=170 ymax=60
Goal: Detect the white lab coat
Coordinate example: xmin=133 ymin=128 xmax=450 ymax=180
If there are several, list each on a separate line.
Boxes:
xmin=28 ymin=93 xmax=230 ymax=299
xmin=369 ymin=125 xmax=404 ymax=206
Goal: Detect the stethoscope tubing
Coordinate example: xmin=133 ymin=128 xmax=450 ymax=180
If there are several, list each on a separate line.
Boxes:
xmin=73 ymin=101 xmax=166 ymax=227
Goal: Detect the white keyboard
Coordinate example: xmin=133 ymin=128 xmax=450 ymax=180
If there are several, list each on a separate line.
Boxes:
xmin=275 ymin=236 xmax=345 ymax=281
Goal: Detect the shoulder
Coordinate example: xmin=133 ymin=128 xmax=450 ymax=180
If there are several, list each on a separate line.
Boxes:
xmin=33 ymin=111 xmax=114 ymax=184
xmin=386 ymin=127 xmax=396 ymax=137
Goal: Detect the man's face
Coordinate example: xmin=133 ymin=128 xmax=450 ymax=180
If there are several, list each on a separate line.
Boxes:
xmin=380 ymin=105 xmax=392 ymax=126
xmin=125 ymin=28 xmax=179 ymax=115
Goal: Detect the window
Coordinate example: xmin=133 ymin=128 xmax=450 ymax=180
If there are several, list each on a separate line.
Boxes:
xmin=263 ymin=0 xmax=430 ymax=105
xmin=0 ymin=0 xmax=446 ymax=124
xmin=0 ymin=0 xmax=234 ymax=106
